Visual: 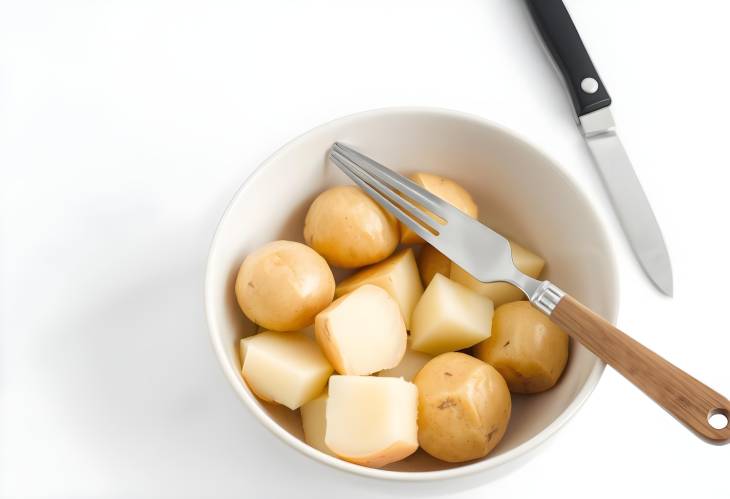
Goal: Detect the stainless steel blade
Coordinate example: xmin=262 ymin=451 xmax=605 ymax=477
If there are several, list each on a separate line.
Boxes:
xmin=580 ymin=108 xmax=673 ymax=296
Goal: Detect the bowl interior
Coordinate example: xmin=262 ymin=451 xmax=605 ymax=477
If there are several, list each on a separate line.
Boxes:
xmin=206 ymin=108 xmax=617 ymax=477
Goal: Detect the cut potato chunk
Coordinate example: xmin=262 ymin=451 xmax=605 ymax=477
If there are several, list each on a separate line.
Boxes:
xmin=239 ymin=331 xmax=333 ymax=410
xmin=315 ymin=284 xmax=406 ymax=375
xmin=417 ymin=245 xmax=451 ymax=287
xmin=335 ymin=248 xmax=423 ymax=329
xmin=414 ymin=352 xmax=511 ymax=462
xmin=325 ymin=375 xmax=418 ymax=468
xmin=474 ymin=301 xmax=569 ymax=393
xmin=410 ymin=274 xmax=494 ymax=355
xmin=450 ymin=241 xmax=545 ymax=307
xmin=400 ymin=173 xmax=478 ymax=244
xmin=304 ymin=186 xmax=399 ymax=268
xmin=377 ymin=340 xmax=433 ymax=381
xmin=301 ymin=392 xmax=335 ymax=456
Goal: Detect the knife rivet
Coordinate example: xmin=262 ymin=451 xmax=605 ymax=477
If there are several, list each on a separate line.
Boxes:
xmin=581 ymin=77 xmax=599 ymax=94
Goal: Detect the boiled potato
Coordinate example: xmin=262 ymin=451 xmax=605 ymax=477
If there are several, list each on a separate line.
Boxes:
xmin=414 ymin=352 xmax=511 ymax=462
xmin=325 ymin=375 xmax=418 ymax=467
xmin=240 ymin=330 xmax=333 ymax=410
xmin=450 ymin=241 xmax=545 ymax=307
xmin=301 ymin=392 xmax=336 ymax=456
xmin=474 ymin=301 xmax=569 ymax=394
xmin=315 ymin=284 xmax=406 ymax=375
xmin=304 ymin=186 xmax=399 ymax=268
xmin=417 ymin=245 xmax=451 ymax=286
xmin=335 ymin=248 xmax=423 ymax=329
xmin=235 ymin=240 xmax=335 ymax=331
xmin=256 ymin=324 xmax=313 ymax=337
xmin=400 ymin=173 xmax=478 ymax=244
xmin=410 ymin=274 xmax=493 ymax=355
xmin=377 ymin=340 xmax=433 ymax=381
xmin=298 ymin=324 xmax=315 ymax=339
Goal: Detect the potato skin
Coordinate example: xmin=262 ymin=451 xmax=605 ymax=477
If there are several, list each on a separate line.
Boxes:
xmin=303 ymin=186 xmax=399 ymax=268
xmin=417 ymin=245 xmax=451 ymax=286
xmin=235 ymin=240 xmax=335 ymax=331
xmin=414 ymin=352 xmax=511 ymax=463
xmin=474 ymin=301 xmax=569 ymax=394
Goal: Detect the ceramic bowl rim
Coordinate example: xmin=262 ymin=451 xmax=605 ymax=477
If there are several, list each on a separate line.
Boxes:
xmin=204 ymin=106 xmax=619 ymax=482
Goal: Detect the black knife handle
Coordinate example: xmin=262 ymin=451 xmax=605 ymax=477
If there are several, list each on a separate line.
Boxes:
xmin=526 ymin=0 xmax=611 ymax=116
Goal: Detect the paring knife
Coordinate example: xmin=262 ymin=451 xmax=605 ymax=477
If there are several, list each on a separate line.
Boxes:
xmin=525 ymin=0 xmax=673 ymax=296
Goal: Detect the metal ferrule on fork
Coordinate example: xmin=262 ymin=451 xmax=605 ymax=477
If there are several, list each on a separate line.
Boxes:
xmin=529 ymin=281 xmax=565 ymax=316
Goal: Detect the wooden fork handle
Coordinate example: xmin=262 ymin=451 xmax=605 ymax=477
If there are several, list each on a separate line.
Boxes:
xmin=551 ymin=294 xmax=730 ymax=444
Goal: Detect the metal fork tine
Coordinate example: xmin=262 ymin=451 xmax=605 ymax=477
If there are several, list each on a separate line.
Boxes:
xmin=332 ymin=142 xmax=457 ymax=219
xmin=330 ymin=149 xmax=442 ymax=233
xmin=329 ymin=143 xmax=529 ymax=296
xmin=329 ymin=150 xmax=441 ymax=244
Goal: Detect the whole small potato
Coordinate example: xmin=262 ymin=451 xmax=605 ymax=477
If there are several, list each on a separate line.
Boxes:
xmin=235 ymin=240 xmax=335 ymax=331
xmin=414 ymin=352 xmax=511 ymax=463
xmin=474 ymin=301 xmax=569 ymax=394
xmin=304 ymin=186 xmax=399 ymax=268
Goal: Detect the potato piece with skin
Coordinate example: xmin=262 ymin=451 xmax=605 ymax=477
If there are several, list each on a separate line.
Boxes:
xmin=256 ymin=324 xmax=313 ymax=337
xmin=417 ymin=245 xmax=451 ymax=287
xmin=304 ymin=186 xmax=399 ymax=268
xmin=414 ymin=352 xmax=511 ymax=463
xmin=450 ymin=241 xmax=545 ymax=307
xmin=377 ymin=340 xmax=433 ymax=381
xmin=326 ymin=376 xmax=418 ymax=468
xmin=335 ymin=248 xmax=423 ymax=329
xmin=410 ymin=274 xmax=494 ymax=355
xmin=301 ymin=392 xmax=336 ymax=457
xmin=400 ymin=173 xmax=478 ymax=244
xmin=474 ymin=301 xmax=569 ymax=394
xmin=235 ymin=240 xmax=335 ymax=331
xmin=240 ymin=331 xmax=333 ymax=410
xmin=315 ymin=284 xmax=406 ymax=375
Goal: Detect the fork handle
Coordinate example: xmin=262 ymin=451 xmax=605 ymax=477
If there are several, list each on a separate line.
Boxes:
xmin=550 ymin=294 xmax=730 ymax=444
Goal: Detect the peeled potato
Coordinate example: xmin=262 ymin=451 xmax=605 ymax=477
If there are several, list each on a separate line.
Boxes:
xmin=315 ymin=284 xmax=406 ymax=375
xmin=377 ymin=340 xmax=433 ymax=381
xmin=400 ymin=173 xmax=478 ymax=244
xmin=450 ymin=241 xmax=545 ymax=307
xmin=417 ymin=245 xmax=451 ymax=286
xmin=414 ymin=352 xmax=511 ymax=462
xmin=235 ymin=240 xmax=335 ymax=331
xmin=301 ymin=392 xmax=336 ymax=456
xmin=304 ymin=186 xmax=399 ymax=268
xmin=410 ymin=274 xmax=494 ymax=355
xmin=474 ymin=301 xmax=569 ymax=394
xmin=240 ymin=330 xmax=333 ymax=410
xmin=325 ymin=375 xmax=418 ymax=468
xmin=335 ymin=248 xmax=423 ymax=329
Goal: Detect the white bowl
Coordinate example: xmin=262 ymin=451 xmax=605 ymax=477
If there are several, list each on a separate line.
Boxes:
xmin=205 ymin=107 xmax=618 ymax=483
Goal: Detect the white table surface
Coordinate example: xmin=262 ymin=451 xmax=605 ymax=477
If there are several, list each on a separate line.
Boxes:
xmin=2 ymin=1 xmax=729 ymax=497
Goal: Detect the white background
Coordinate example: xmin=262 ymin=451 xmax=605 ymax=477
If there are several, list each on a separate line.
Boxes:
xmin=1 ymin=1 xmax=729 ymax=497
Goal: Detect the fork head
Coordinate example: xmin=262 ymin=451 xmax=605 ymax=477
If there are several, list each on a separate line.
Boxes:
xmin=328 ymin=142 xmax=541 ymax=298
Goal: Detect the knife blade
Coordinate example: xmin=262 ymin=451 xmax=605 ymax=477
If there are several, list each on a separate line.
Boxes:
xmin=525 ymin=0 xmax=673 ymax=295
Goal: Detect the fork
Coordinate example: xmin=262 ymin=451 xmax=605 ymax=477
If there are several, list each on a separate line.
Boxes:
xmin=329 ymin=142 xmax=730 ymax=444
